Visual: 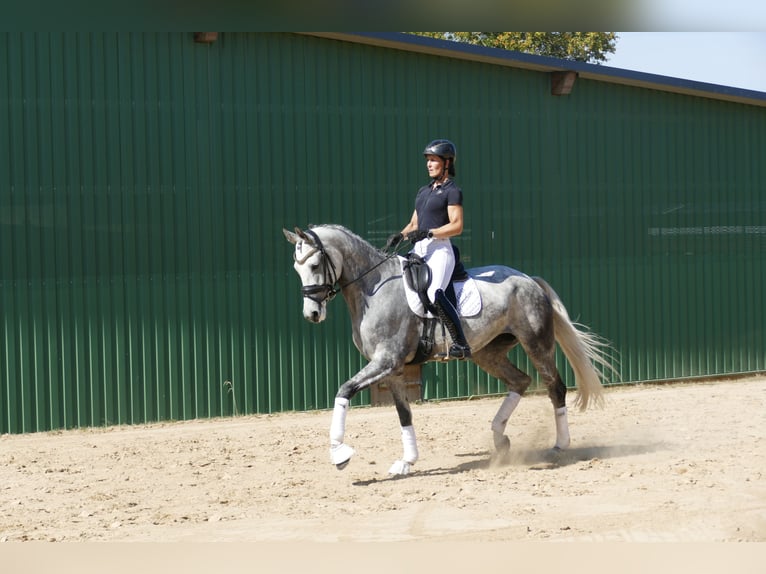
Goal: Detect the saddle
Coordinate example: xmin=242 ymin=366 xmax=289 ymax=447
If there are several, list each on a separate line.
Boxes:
xmin=402 ymin=245 xmax=468 ymax=309
xmin=403 ymin=253 xmax=436 ymax=315
xmin=402 ymin=246 xmax=469 ymax=364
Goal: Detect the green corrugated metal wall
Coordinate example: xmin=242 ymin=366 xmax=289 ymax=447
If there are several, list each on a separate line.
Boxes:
xmin=1 ymin=32 xmax=764 ymax=433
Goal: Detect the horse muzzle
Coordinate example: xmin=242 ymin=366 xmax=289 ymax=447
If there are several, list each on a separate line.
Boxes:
xmin=303 ymin=300 xmax=327 ymax=323
xmin=300 ymin=283 xmax=337 ymax=323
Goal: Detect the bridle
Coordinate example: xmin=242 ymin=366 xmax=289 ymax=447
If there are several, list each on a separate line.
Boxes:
xmin=295 ymin=229 xmax=340 ymax=304
xmin=294 ymin=228 xmax=405 ymax=305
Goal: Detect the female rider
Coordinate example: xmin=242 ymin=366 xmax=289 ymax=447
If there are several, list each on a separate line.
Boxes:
xmin=386 ymin=139 xmax=471 ymax=360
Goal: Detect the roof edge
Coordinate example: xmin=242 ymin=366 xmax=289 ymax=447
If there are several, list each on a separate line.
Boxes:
xmin=300 ymin=32 xmax=766 ymax=108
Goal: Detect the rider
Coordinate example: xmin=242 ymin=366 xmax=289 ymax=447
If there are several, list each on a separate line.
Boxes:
xmin=386 ymin=139 xmax=472 ymax=360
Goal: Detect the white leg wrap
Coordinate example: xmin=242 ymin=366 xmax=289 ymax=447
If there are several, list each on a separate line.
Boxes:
xmin=388 ymin=426 xmax=419 ymax=475
xmin=329 ymin=397 xmax=354 ymax=466
xmin=388 ymin=460 xmax=412 ymax=475
xmin=400 ymin=425 xmax=419 ymax=464
xmin=329 ymin=397 xmax=349 ymax=445
xmin=554 ymin=405 xmax=570 ymax=449
xmin=491 ymin=391 xmax=521 ymax=435
xmin=330 ymin=443 xmax=355 ymax=466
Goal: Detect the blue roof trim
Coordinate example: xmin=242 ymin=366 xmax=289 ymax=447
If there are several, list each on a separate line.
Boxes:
xmin=333 ymin=32 xmax=766 ymax=106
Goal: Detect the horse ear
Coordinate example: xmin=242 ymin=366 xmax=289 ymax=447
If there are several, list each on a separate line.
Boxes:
xmin=283 ymin=228 xmax=300 ymax=245
xmin=294 ymin=227 xmax=311 ymax=242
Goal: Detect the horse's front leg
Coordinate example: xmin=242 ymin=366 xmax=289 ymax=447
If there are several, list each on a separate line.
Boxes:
xmin=387 ymin=380 xmax=418 ymax=476
xmin=330 ymin=357 xmax=400 ymax=470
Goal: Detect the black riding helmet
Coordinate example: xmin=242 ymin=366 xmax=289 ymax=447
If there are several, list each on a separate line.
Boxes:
xmin=423 ymin=139 xmax=456 ymax=177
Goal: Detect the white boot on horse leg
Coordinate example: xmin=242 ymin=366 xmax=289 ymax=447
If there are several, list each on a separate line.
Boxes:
xmin=540 ymin=405 xmax=571 ymax=464
xmin=329 ymin=397 xmax=355 ymax=469
xmin=491 ymin=391 xmax=521 ymax=458
xmin=554 ymin=405 xmax=570 ymax=450
xmin=388 ymin=425 xmax=419 ymax=476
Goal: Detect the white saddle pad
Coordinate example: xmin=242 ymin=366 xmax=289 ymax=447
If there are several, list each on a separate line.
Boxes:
xmin=399 ymin=257 xmax=482 ymax=318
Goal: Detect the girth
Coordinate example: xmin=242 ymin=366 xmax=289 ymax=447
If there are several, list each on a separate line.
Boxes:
xmin=408 ymin=317 xmax=438 ymax=365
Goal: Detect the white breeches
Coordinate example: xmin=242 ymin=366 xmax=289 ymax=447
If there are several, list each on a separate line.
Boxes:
xmin=412 ymin=237 xmax=455 ymax=313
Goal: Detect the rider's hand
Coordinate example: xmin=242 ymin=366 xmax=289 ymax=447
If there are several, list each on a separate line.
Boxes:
xmin=406 ymin=229 xmax=430 ymax=244
xmin=384 ymin=232 xmax=403 ymax=252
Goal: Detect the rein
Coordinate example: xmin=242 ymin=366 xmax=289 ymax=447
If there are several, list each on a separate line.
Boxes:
xmin=298 ymin=229 xmax=407 ymax=304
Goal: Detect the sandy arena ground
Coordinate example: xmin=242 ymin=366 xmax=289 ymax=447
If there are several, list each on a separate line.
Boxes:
xmin=1 ymin=376 xmax=764 ymax=543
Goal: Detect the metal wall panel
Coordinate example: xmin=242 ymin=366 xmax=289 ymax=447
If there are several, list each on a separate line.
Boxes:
xmin=1 ymin=32 xmax=764 ymax=433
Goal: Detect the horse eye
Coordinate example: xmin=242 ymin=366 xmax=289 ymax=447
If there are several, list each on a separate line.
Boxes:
xmin=309 ymin=263 xmax=320 ymax=272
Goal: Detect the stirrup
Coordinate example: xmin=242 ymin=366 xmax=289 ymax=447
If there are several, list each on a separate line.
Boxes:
xmin=448 ymin=343 xmax=471 ymax=360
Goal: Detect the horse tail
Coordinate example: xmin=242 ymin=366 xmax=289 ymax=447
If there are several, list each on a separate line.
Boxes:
xmin=533 ymin=277 xmax=618 ymax=411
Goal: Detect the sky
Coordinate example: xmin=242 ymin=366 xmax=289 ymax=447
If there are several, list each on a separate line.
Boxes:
xmin=604 ymin=33 xmax=766 ymax=93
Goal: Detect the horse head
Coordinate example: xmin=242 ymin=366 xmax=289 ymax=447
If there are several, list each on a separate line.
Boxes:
xmin=283 ymin=226 xmax=342 ymax=323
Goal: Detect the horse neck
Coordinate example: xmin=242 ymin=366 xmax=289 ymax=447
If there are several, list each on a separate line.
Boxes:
xmin=319 ymin=226 xmax=394 ymax=291
xmin=336 ymin=235 xmax=382 ymax=284
xmin=338 ymin=237 xmax=398 ymax=326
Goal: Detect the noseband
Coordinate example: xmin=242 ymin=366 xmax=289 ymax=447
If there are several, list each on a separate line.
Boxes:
xmin=296 ymin=229 xmax=340 ymax=304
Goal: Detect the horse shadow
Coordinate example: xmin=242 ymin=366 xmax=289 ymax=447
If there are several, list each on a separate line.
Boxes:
xmin=352 ymin=442 xmax=667 ymax=485
xmin=506 ymin=442 xmax=668 ymax=469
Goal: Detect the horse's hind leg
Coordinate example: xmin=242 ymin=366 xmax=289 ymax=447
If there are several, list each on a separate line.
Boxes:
xmin=387 ymin=380 xmax=419 ymax=476
xmin=472 ymin=336 xmax=532 ymax=456
xmin=524 ymin=341 xmax=571 ymax=450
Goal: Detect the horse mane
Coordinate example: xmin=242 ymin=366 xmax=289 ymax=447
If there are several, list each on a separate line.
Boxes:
xmin=310 ymin=224 xmax=382 ymax=259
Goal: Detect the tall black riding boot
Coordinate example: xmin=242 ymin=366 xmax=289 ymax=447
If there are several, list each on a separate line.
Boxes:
xmin=434 ymin=289 xmax=472 ymax=360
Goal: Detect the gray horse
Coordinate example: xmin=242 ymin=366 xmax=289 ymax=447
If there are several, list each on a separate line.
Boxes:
xmin=284 ymin=224 xmax=616 ymax=476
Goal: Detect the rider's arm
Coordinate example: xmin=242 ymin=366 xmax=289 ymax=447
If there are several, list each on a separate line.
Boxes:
xmin=401 ymin=210 xmax=419 ymax=236
xmin=429 ymin=205 xmax=464 ymax=239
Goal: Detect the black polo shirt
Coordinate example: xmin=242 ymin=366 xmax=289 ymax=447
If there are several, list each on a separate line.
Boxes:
xmin=414 ymin=179 xmax=463 ymax=231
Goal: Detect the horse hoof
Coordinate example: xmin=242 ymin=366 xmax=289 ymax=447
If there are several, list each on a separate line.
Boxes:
xmin=330 ymin=443 xmax=355 ymax=469
xmin=545 ymin=446 xmax=569 ymax=465
xmin=388 ymin=460 xmax=412 ymax=476
xmin=493 ymin=434 xmax=511 ymax=455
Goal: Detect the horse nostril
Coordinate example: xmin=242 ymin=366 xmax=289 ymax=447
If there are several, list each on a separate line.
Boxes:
xmin=311 ymin=311 xmax=320 ymax=322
